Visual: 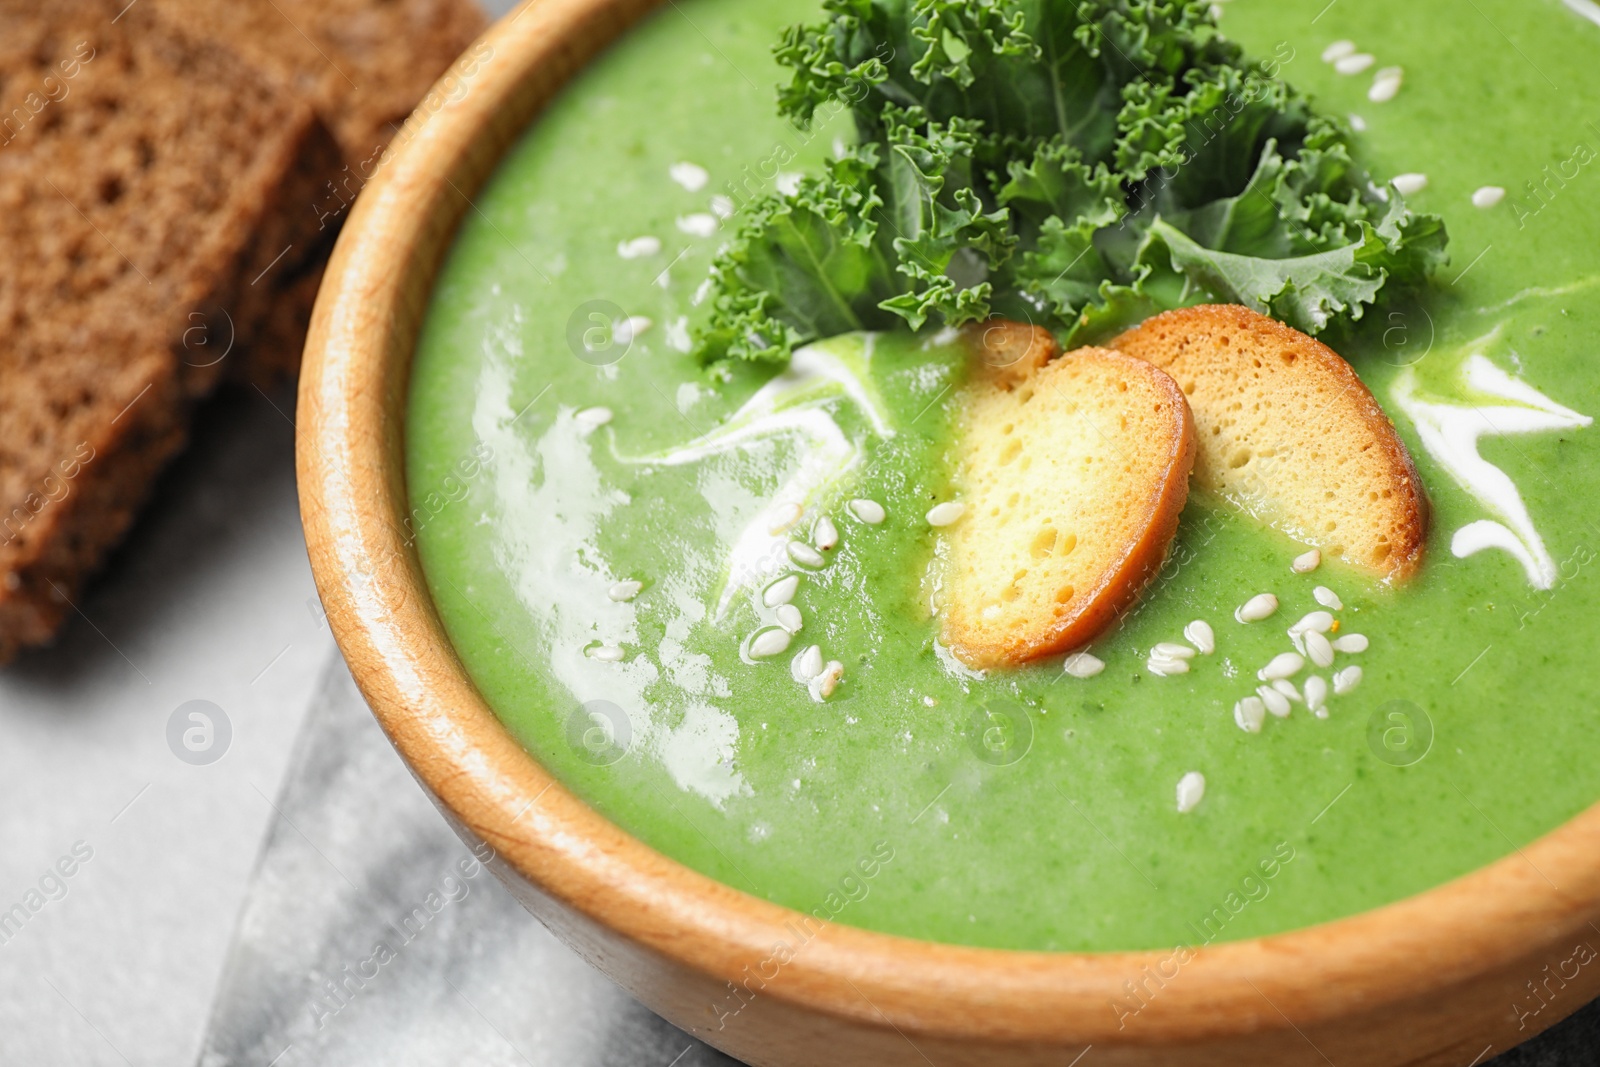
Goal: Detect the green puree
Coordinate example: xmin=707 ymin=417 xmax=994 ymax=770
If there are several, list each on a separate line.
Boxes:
xmin=407 ymin=0 xmax=1600 ymax=951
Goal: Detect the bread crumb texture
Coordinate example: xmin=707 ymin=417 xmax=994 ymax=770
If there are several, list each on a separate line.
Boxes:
xmin=943 ymin=341 xmax=1196 ymax=668
xmin=1113 ymin=305 xmax=1427 ymax=580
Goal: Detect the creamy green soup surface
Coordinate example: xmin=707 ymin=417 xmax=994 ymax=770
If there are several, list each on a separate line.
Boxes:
xmin=406 ymin=0 xmax=1600 ymax=951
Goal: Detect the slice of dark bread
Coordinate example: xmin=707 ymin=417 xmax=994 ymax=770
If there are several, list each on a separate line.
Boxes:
xmin=148 ymin=0 xmax=488 ymax=384
xmin=308 ymin=0 xmax=487 ymax=157
xmin=0 ymin=0 xmax=342 ymax=662
xmin=153 ymin=0 xmax=488 ymax=164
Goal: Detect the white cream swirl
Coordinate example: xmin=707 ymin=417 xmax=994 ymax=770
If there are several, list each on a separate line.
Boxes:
xmin=1393 ymin=331 xmax=1591 ymax=589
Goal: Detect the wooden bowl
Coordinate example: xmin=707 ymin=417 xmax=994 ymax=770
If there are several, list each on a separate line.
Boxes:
xmin=296 ymin=2 xmax=1600 ymax=1062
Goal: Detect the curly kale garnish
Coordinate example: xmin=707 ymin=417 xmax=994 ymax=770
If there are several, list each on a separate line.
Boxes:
xmin=697 ymin=0 xmax=1448 ymax=367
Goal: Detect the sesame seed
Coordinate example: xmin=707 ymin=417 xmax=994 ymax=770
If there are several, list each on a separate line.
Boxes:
xmin=1176 ymin=771 xmax=1206 ymax=813
xmin=1333 ymin=665 xmax=1364 ymax=695
xmin=813 ymin=517 xmax=840 ymax=551
xmin=1473 ymin=186 xmax=1506 ymax=209
xmin=767 ymin=503 xmax=804 ymax=535
xmin=1368 ymin=74 xmax=1402 ymax=102
xmin=1332 ymin=633 xmax=1369 ymax=654
xmin=1236 ymin=593 xmax=1279 ymax=623
xmin=847 ymin=498 xmax=886 ymax=525
xmin=1304 ymin=675 xmax=1328 ymax=713
xmin=1349 ymin=113 xmax=1368 ymax=132
xmin=763 ymin=575 xmax=799 ymax=608
xmin=1271 ymin=678 xmax=1303 ymax=704
xmin=1321 ymin=40 xmax=1357 ymax=63
xmin=1234 ymin=697 xmax=1266 ymax=733
xmin=607 ymin=580 xmax=642 ymax=602
xmin=926 ymin=501 xmax=966 ymax=527
xmin=710 ymin=195 xmax=736 ymax=219
xmin=613 ymin=316 xmax=652 ymax=344
xmin=1063 ymin=652 xmax=1105 ymax=678
xmin=749 ymin=628 xmax=792 ymax=659
xmin=1184 ymin=620 xmax=1216 ymax=654
xmin=1154 ymin=642 xmax=1197 ymax=660
xmin=616 ymin=236 xmax=661 ymax=259
xmin=676 ymin=213 xmax=719 ymax=237
xmin=669 ymin=161 xmax=709 ymax=191
xmin=811 ymin=660 xmax=844 ymax=700
xmin=1335 ymin=52 xmax=1375 ymax=74
xmin=792 ymin=644 xmax=824 ymax=682
xmin=1314 ymin=586 xmax=1343 ymax=610
xmin=1257 ymin=685 xmax=1292 ymax=718
xmin=1259 ymin=652 xmax=1305 ymax=681
xmin=1292 ymin=549 xmax=1321 ymax=574
xmin=775 ymin=172 xmax=804 ymax=196
xmin=776 ymin=604 xmax=804 ymax=633
xmin=1392 ymin=173 xmax=1428 ymax=196
xmin=587 ymin=644 xmax=625 ymax=662
xmin=575 ymin=407 xmax=613 ymax=433
xmin=1147 ymin=653 xmax=1191 ymax=676
xmin=787 ymin=542 xmax=827 ymax=568
xmin=1305 ymin=630 xmax=1336 ymax=669
xmin=1290 ymin=611 xmax=1336 ymax=636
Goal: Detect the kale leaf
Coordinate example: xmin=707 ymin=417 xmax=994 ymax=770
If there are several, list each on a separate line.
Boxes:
xmin=698 ymin=0 xmax=1448 ymax=367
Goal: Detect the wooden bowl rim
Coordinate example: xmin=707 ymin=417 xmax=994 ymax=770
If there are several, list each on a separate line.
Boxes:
xmin=297 ymin=0 xmax=1600 ymax=1044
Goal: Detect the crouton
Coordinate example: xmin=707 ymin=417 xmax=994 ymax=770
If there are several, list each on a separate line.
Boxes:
xmin=1112 ymin=305 xmax=1427 ymax=580
xmin=942 ymin=338 xmax=1196 ymax=668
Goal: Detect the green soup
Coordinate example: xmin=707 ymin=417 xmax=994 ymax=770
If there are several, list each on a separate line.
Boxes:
xmin=406 ymin=0 xmax=1600 ymax=952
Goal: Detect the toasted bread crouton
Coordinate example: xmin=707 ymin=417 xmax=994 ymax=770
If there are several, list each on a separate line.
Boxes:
xmin=1112 ymin=305 xmax=1427 ymax=580
xmin=942 ymin=344 xmax=1196 ymax=668
xmin=965 ymin=319 xmax=1058 ymax=386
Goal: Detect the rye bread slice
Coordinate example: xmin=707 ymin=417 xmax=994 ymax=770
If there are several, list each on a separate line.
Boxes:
xmin=1112 ymin=305 xmax=1428 ymax=580
xmin=0 ymin=0 xmax=341 ymax=662
xmin=152 ymin=0 xmax=487 ymax=165
xmin=941 ymin=334 xmax=1197 ymax=668
xmin=146 ymin=0 xmax=487 ymax=384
